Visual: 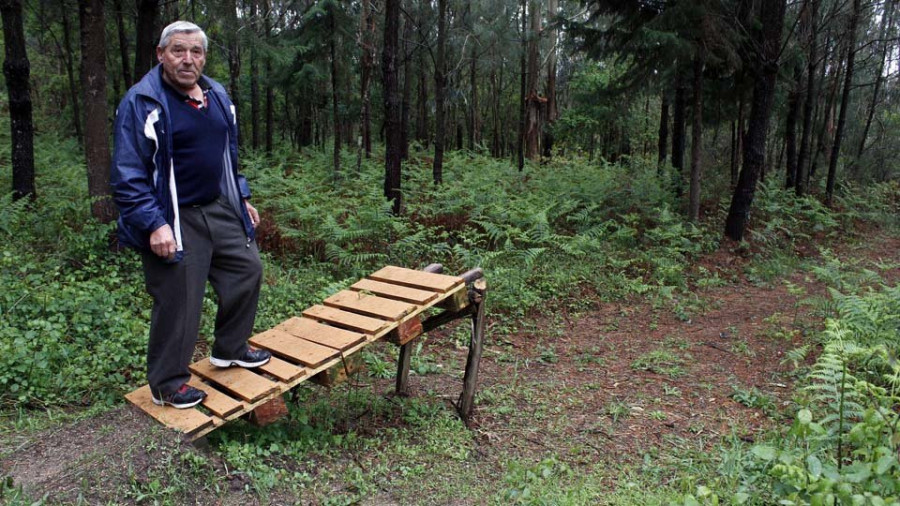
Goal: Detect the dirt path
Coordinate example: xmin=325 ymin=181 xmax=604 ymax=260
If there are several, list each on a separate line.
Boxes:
xmin=2 ymin=233 xmax=898 ymax=504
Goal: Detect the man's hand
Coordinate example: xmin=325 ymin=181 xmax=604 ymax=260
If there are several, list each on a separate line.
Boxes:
xmin=245 ymin=200 xmax=260 ymax=228
xmin=150 ymin=224 xmax=177 ymax=260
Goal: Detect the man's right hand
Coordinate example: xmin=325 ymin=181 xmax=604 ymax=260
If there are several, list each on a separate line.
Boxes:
xmin=150 ymin=224 xmax=177 ymax=260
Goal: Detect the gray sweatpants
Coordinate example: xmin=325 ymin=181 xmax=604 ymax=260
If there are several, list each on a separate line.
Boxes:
xmin=142 ymin=197 xmax=262 ymax=398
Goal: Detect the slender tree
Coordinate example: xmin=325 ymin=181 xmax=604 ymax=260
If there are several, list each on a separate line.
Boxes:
xmin=1 ymin=0 xmax=35 ymax=200
xmin=383 ymin=0 xmax=402 ymax=213
xmin=689 ymin=48 xmax=704 ymax=222
xmin=433 ymin=0 xmax=447 ymax=184
xmin=79 ymin=0 xmax=116 ymax=223
xmin=795 ymin=0 xmax=820 ymax=196
xmin=725 ymin=0 xmax=787 ymax=241
xmin=133 ymin=0 xmax=158 ymax=82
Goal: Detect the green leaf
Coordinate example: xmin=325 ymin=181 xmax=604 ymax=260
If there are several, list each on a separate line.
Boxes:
xmin=797 ymin=408 xmax=813 ymax=425
xmin=875 ymin=455 xmax=896 ymax=475
xmin=752 ymin=445 xmax=777 ymax=461
xmin=807 ymin=455 xmax=823 ymax=479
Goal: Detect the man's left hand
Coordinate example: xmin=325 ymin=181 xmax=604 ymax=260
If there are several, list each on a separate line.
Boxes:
xmin=245 ymin=200 xmax=260 ymax=228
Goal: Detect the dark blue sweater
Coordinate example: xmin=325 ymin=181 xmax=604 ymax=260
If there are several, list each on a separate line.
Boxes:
xmin=162 ymin=80 xmax=229 ymax=206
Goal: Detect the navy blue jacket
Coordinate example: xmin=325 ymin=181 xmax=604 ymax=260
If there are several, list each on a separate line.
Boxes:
xmin=110 ymin=65 xmax=254 ymax=262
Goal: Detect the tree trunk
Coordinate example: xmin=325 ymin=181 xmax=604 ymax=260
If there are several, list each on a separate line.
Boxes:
xmin=825 ymin=0 xmax=861 ymax=206
xmin=433 ymin=0 xmax=447 ymax=184
xmin=400 ymin=14 xmax=413 ymax=160
xmin=264 ymin=0 xmax=274 ymax=154
xmin=225 ymin=0 xmax=241 ymax=147
xmin=517 ymin=0 xmax=526 ymax=171
xmin=857 ymin=0 xmax=894 ymax=158
xmin=60 ymin=2 xmax=82 ymax=143
xmin=543 ymin=0 xmax=558 ymax=159
xmin=657 ymin=92 xmax=669 ymax=171
xmin=133 ymin=0 xmax=157 ymax=82
xmin=330 ymin=12 xmax=341 ymax=177
xmin=795 ymin=0 xmax=820 ymax=196
xmin=784 ymin=64 xmax=801 ymax=189
xmin=724 ymin=0 xmax=787 ymax=241
xmin=358 ymin=0 xmax=375 ymax=163
xmin=383 ymin=0 xmax=402 ymax=214
xmin=112 ymin=0 xmax=132 ymax=89
xmin=689 ymin=49 xmax=704 ymax=222
xmin=250 ymin=0 xmax=260 ymax=150
xmin=672 ymin=69 xmax=687 ymax=195
xmin=416 ymin=48 xmax=428 ymax=146
xmin=524 ymin=0 xmax=541 ymax=160
xmin=810 ymin=30 xmax=838 ymax=184
xmin=79 ymin=0 xmax=116 ymax=223
xmin=1 ymin=0 xmax=35 ymax=200
xmin=733 ymin=92 xmax=744 ymax=187
xmin=468 ymin=42 xmax=477 ymax=151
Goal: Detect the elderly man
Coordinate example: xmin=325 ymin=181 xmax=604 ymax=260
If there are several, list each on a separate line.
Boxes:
xmin=111 ymin=21 xmax=270 ymax=409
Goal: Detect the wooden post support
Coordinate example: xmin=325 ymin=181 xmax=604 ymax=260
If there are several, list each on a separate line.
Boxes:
xmin=396 ymin=263 xmax=443 ymax=395
xmin=385 ymin=316 xmax=423 ymax=346
xmin=458 ymin=278 xmax=487 ymax=424
xmin=247 ymin=394 xmax=289 ymax=427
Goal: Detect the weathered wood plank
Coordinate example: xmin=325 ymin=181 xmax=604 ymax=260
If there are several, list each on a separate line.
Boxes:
xmin=275 ymin=317 xmax=366 ymax=351
xmin=324 ymin=290 xmax=417 ymax=321
xmin=125 ymin=386 xmax=216 ymax=435
xmin=186 ymin=375 xmax=245 ymax=418
xmin=250 ymin=328 xmax=339 ymax=368
xmin=189 ymin=359 xmax=280 ymax=402
xmin=350 ymin=278 xmax=439 ymax=304
xmin=368 ymin=265 xmax=463 ymax=293
xmin=302 ymin=304 xmax=389 ymax=334
xmin=257 ymin=355 xmax=307 ymax=382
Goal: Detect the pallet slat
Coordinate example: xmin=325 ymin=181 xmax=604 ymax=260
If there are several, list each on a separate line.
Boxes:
xmin=125 ymin=386 xmax=217 ymax=435
xmin=250 ymin=328 xmax=339 ymax=368
xmin=189 ymin=359 xmax=279 ymax=402
xmin=257 ymin=355 xmax=307 ymax=383
xmin=324 ymin=290 xmax=417 ymax=321
xmin=350 ymin=278 xmax=439 ymax=305
xmin=368 ymin=266 xmax=463 ymax=293
xmin=302 ymin=305 xmax=389 ymax=334
xmin=187 ymin=375 xmax=245 ymax=418
xmin=275 ymin=317 xmax=366 ymax=351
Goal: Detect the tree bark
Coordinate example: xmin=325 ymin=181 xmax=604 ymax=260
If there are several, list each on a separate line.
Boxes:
xmin=264 ymin=0 xmax=274 ymax=154
xmin=415 ymin=47 xmax=428 ymax=146
xmin=1 ymin=0 xmax=35 ymax=200
xmin=400 ymin=15 xmax=413 ymax=160
xmin=689 ymin=50 xmax=704 ymax=222
xmin=657 ymin=92 xmax=669 ymax=171
xmin=358 ymin=0 xmax=376 ymax=163
xmin=133 ymin=0 xmax=157 ymax=82
xmin=524 ymin=0 xmax=541 ymax=160
xmin=79 ymin=0 xmax=116 ymax=223
xmin=225 ymin=0 xmax=241 ymax=147
xmin=795 ymin=0 xmax=820 ymax=196
xmin=383 ymin=0 xmax=402 ymax=214
xmin=672 ymin=69 xmax=687 ymax=195
xmin=112 ymin=0 xmax=132 ymax=89
xmin=250 ymin=0 xmax=260 ymax=150
xmin=330 ymin=10 xmax=341 ymax=176
xmin=433 ymin=0 xmax=447 ymax=184
xmin=517 ymin=0 xmax=526 ymax=171
xmin=724 ymin=0 xmax=787 ymax=241
xmin=784 ymin=64 xmax=801 ymax=189
xmin=825 ymin=0 xmax=861 ymax=206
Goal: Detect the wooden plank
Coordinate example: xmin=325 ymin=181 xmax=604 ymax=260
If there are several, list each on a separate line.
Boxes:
xmin=368 ymin=265 xmax=463 ymax=293
xmin=350 ymin=278 xmax=439 ymax=305
xmin=257 ymin=355 xmax=307 ymax=382
xmin=125 ymin=386 xmax=216 ymax=435
xmin=186 ymin=375 xmax=245 ymax=418
xmin=324 ymin=290 xmax=417 ymax=321
xmin=302 ymin=305 xmax=389 ymax=334
xmin=189 ymin=359 xmax=279 ymax=403
xmin=275 ymin=317 xmax=366 ymax=351
xmin=250 ymin=328 xmax=339 ymax=368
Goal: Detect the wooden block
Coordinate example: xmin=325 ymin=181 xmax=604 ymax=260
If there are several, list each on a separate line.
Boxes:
xmin=324 ymin=290 xmax=417 ymax=321
xmin=368 ymin=265 xmax=463 ymax=293
xmin=386 ymin=316 xmax=424 ymax=346
xmin=302 ymin=304 xmax=390 ymax=334
xmin=247 ymin=395 xmax=289 ymax=427
xmin=275 ymin=317 xmax=366 ymax=351
xmin=187 ymin=375 xmax=245 ymax=418
xmin=257 ymin=355 xmax=307 ymax=382
xmin=250 ymin=328 xmax=339 ymax=368
xmin=311 ymin=354 xmax=365 ymax=387
xmin=351 ymin=278 xmax=439 ymax=304
xmin=437 ymin=284 xmax=469 ymax=312
xmin=189 ymin=359 xmax=280 ymax=402
xmin=125 ymin=385 xmax=216 ymax=435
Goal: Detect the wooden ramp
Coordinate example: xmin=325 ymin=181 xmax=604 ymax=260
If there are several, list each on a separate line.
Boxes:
xmin=125 ymin=266 xmax=465 ymax=439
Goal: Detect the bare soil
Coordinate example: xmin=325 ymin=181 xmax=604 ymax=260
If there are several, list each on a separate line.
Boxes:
xmin=2 ymin=232 xmax=898 ymax=505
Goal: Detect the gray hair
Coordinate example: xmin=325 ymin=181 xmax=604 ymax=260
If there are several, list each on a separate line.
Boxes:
xmin=158 ymin=21 xmax=208 ymax=51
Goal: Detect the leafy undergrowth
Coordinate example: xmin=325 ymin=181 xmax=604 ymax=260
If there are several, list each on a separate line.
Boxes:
xmin=2 ymin=136 xmax=900 ymax=504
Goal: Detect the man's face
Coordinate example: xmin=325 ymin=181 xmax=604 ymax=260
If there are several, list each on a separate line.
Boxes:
xmin=157 ymin=32 xmax=206 ymax=92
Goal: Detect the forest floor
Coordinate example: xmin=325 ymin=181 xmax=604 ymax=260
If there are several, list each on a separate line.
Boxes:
xmin=2 ymin=229 xmax=899 ymax=505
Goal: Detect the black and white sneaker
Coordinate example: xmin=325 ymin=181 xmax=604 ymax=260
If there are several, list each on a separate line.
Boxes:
xmin=151 ymin=384 xmax=207 ymax=409
xmin=210 ymin=347 xmax=271 ymax=368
